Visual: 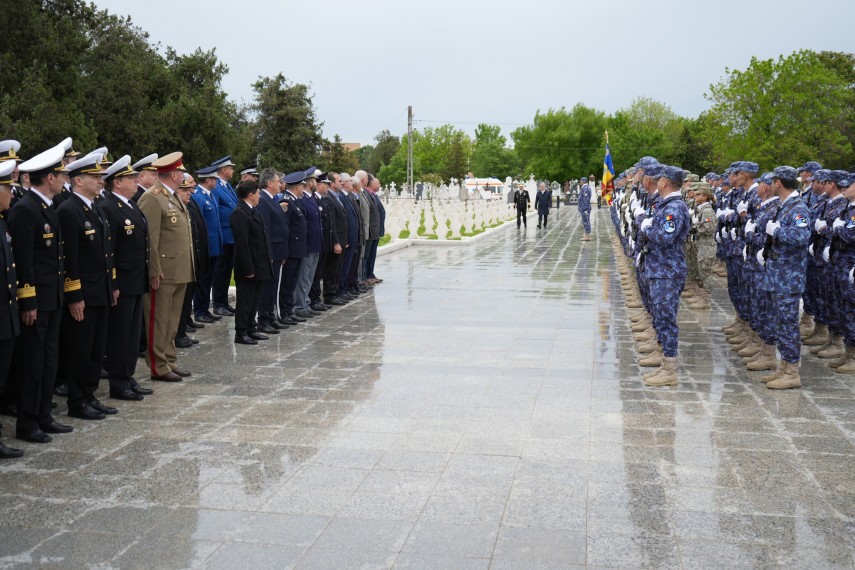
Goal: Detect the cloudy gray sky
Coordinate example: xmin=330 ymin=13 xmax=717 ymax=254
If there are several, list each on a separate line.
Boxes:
xmin=98 ymin=0 xmax=853 ymax=145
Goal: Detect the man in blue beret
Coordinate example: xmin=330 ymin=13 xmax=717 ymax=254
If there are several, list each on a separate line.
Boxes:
xmin=755 ymin=166 xmax=811 ymax=389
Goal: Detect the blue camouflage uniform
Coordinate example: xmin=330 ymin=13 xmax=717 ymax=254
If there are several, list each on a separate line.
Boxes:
xmin=831 ymin=195 xmax=855 ymax=349
xmin=761 ymin=167 xmax=811 ymax=363
xmin=747 ymin=187 xmax=780 ymax=346
xmin=814 ymin=171 xmax=849 ymax=340
xmin=578 ymin=181 xmax=592 ymax=234
xmin=640 ymin=167 xmax=690 ymax=358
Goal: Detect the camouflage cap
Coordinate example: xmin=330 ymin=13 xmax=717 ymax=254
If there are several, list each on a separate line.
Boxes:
xmin=771 ymin=166 xmax=799 ymax=181
xmin=738 ymin=161 xmax=760 ymax=173
xmin=644 ymin=163 xmax=664 ymax=178
xmin=798 ymin=161 xmax=822 ymax=174
xmin=692 ymin=181 xmax=715 ymax=199
xmin=685 ymin=173 xmax=700 ymax=183
xmin=759 ymin=172 xmax=774 ymax=185
xmin=829 ymin=170 xmax=850 ymax=185
xmin=660 ymin=165 xmax=685 ymax=184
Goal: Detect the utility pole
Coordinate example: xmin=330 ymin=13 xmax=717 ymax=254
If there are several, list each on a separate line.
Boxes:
xmin=407 ymin=105 xmax=414 ymax=193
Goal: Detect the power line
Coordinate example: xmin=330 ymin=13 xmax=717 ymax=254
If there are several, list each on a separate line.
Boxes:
xmin=414 ymin=119 xmax=532 ymax=127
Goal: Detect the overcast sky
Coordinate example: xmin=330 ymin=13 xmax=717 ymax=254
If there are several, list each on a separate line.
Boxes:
xmin=98 ymin=0 xmax=854 ymax=145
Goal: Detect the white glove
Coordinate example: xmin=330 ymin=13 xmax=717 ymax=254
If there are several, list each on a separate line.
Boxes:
xmin=766 ymin=221 xmax=781 ymax=236
xmin=720 ymin=228 xmax=727 ymax=239
xmin=756 ymin=249 xmax=765 ymax=266
xmin=850 ymin=267 xmax=854 ymax=285
xmin=809 ymin=243 xmax=815 ymax=256
xmin=745 ymin=220 xmax=757 ymax=235
xmin=715 ymin=232 xmax=721 ymax=244
xmin=629 ymin=240 xmax=635 ymax=252
xmin=630 ymin=198 xmax=640 ymax=211
xmin=822 ymin=246 xmax=830 ymax=263
xmin=833 ymin=218 xmax=845 ymax=230
xmin=633 ymin=206 xmax=645 ymax=218
xmin=730 ymin=228 xmax=737 ymax=241
xmin=742 ymin=245 xmax=747 ymax=261
xmin=635 ymin=252 xmax=642 ymax=266
xmin=624 ymin=210 xmax=632 ymax=224
xmin=815 ymin=220 xmax=827 ymax=233
xmin=722 ymin=208 xmax=735 ymax=218
xmin=691 ymin=214 xmax=699 ymax=225
xmin=640 ymin=218 xmax=653 ymax=233
xmin=737 ymin=201 xmax=748 ymax=214
xmin=715 ymin=208 xmax=723 ymax=219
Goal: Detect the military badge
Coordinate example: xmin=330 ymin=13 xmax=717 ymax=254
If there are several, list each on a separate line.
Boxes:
xmin=847 ymin=216 xmax=855 ymax=229
xmin=44 ymin=223 xmax=50 ymax=233
xmin=663 ymin=214 xmax=676 ymax=234
xmin=794 ymin=213 xmax=808 ymax=228
xmin=280 ymin=202 xmax=289 ymax=213
xmin=85 ymin=221 xmax=92 ymax=230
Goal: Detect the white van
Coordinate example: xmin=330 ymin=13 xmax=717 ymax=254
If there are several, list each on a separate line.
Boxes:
xmin=464 ymin=177 xmax=505 ymax=200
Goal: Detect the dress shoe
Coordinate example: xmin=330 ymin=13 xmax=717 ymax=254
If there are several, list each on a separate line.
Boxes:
xmin=278 ymin=316 xmax=298 ymax=326
xmin=234 ymin=335 xmax=258 ymax=345
xmin=0 ymin=442 xmax=23 ymax=459
xmin=322 ymin=303 xmax=332 ymax=309
xmin=289 ymin=314 xmax=307 ymax=323
xmin=151 ymin=371 xmax=183 ymax=382
xmin=213 ymin=307 xmax=234 ymax=317
xmin=328 ymin=297 xmax=347 ymax=306
xmin=295 ymin=309 xmax=314 ymax=319
xmin=68 ymin=403 xmax=106 ymax=420
xmin=189 ymin=320 xmax=205 ymax=329
xmin=100 ymin=368 xmax=108 ymax=379
xmin=248 ymin=332 xmax=269 ymax=341
xmin=54 ymin=384 xmax=69 ymax=397
xmin=40 ymin=420 xmax=73 ymax=434
xmin=0 ymin=403 xmax=17 ymax=417
xmin=195 ymin=314 xmax=216 ymax=324
xmin=110 ymin=388 xmax=144 ymax=401
xmin=129 ymin=379 xmax=153 ymax=395
xmin=172 ymin=368 xmax=192 ymax=377
xmin=225 ymin=304 xmax=236 ymax=312
xmin=89 ymin=399 xmax=118 ymax=415
xmin=257 ymin=324 xmax=279 ymax=334
xmin=190 ymin=338 xmax=199 ymax=344
xmin=185 ymin=324 xmax=197 ymax=334
xmin=310 ymin=303 xmax=328 ymax=312
xmin=175 ymin=336 xmax=194 ymax=348
xmin=16 ymin=429 xmax=52 ymax=443
xmin=206 ymin=311 xmax=223 ymax=321
xmin=357 ymin=285 xmax=370 ymax=292
xmin=267 ymin=320 xmax=285 ymax=330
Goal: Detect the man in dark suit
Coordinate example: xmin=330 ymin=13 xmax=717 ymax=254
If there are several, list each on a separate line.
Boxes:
xmin=0 ymin=161 xmax=22 ymax=457
xmin=255 ymin=168 xmax=289 ymax=332
xmin=57 ymin=152 xmax=118 ymax=420
xmin=191 ymin=166 xmax=223 ymax=324
xmin=345 ymin=176 xmax=366 ymax=296
xmin=230 ymin=181 xmax=273 ymax=345
xmin=364 ymin=176 xmax=386 ymax=284
xmin=175 ymin=174 xmax=209 ymax=348
xmin=99 ymin=156 xmax=152 ymax=401
xmin=321 ymin=173 xmax=349 ymax=305
xmin=312 ymin=173 xmax=342 ymax=308
xmin=535 ymin=182 xmax=552 ymax=229
xmin=332 ymin=174 xmax=360 ymax=301
xmin=280 ymin=171 xmax=308 ymax=322
xmin=10 ymin=141 xmax=74 ymax=442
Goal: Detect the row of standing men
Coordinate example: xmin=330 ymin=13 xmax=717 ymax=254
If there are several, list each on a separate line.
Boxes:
xmin=0 ymin=138 xmax=385 ymax=459
xmin=608 ymin=156 xmax=855 ymax=389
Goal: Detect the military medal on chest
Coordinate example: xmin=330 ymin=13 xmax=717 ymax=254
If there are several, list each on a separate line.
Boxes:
xmin=43 ymin=223 xmax=53 ymax=246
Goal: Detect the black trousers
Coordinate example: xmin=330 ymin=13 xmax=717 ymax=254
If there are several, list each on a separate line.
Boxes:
xmin=105 ymin=293 xmax=143 ymax=393
xmin=321 ymin=250 xmax=343 ymax=301
xmin=309 ymin=251 xmax=327 ymax=304
xmin=15 ymin=308 xmax=61 ymax=431
xmin=517 ymin=209 xmax=527 ymax=227
xmin=538 ymin=212 xmax=549 ymax=227
xmin=280 ymin=257 xmax=303 ymax=317
xmin=0 ymin=338 xmax=14 ymax=436
xmin=212 ymin=243 xmax=235 ymax=309
xmin=193 ymin=256 xmax=216 ymax=317
xmin=259 ymin=260 xmax=284 ymax=324
xmin=346 ymin=245 xmax=362 ymax=292
xmin=176 ymin=282 xmax=195 ymax=338
xmin=62 ymin=304 xmax=109 ymax=409
xmin=235 ymin=280 xmax=264 ymax=336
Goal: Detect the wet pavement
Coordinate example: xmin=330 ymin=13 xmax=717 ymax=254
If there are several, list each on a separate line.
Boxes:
xmin=1 ymin=208 xmax=855 ymax=569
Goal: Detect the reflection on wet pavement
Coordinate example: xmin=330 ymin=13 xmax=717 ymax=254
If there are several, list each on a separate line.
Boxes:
xmin=1 ymin=209 xmax=855 ymax=568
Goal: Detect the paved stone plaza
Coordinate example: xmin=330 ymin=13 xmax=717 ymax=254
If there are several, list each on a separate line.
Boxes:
xmin=1 ymin=208 xmax=854 ymax=568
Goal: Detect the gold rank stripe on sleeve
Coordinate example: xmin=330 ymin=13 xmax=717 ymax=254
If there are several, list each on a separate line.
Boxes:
xmin=16 ymin=283 xmax=36 ymax=299
xmin=63 ymin=278 xmax=82 ymax=293
xmin=112 ymin=268 xmax=116 ymax=279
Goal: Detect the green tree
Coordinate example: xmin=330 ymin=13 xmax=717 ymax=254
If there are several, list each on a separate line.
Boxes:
xmin=322 ymin=134 xmax=359 ymax=173
xmin=513 ymin=104 xmax=608 ymax=181
xmin=368 ymin=130 xmax=401 ymax=174
xmin=251 ymin=73 xmax=324 ymax=172
xmin=354 ymin=144 xmax=373 ymax=171
xmin=702 ymin=50 xmax=854 ymax=169
xmin=470 ymin=124 xmax=518 ymax=178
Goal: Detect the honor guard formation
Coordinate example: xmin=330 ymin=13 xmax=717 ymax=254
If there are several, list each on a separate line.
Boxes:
xmin=0 ymin=138 xmax=386 ymax=459
xmin=610 ymin=157 xmax=855 ymax=389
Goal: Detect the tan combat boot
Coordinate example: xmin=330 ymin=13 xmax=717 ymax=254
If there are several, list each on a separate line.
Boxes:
xmin=634 ymin=328 xmax=656 ymax=343
xmin=759 ymin=361 xmax=784 ymax=383
xmin=738 ymin=336 xmax=763 ymax=358
xmin=630 ymin=310 xmax=648 ymax=323
xmin=631 ymin=319 xmax=652 ymax=333
xmin=767 ymin=361 xmax=801 ymax=390
xmin=626 ymin=298 xmax=643 ymax=309
xmin=804 ymin=323 xmax=829 ymax=347
xmin=722 ymin=318 xmax=741 ymax=334
xmin=835 ymin=346 xmax=855 ymax=373
xmin=817 ymin=335 xmax=845 ymax=359
xmin=728 ymin=328 xmax=750 ymax=345
xmin=645 ymin=356 xmax=678 ymax=387
xmin=799 ymin=313 xmax=815 ymax=339
xmin=637 ymin=339 xmax=659 ymax=354
xmin=747 ymin=344 xmax=777 ymax=371
xmin=681 ymin=283 xmax=697 ymax=299
xmin=639 ymin=346 xmax=663 ymax=368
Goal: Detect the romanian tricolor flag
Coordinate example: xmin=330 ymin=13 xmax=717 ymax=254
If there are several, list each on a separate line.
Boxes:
xmin=602 ymin=143 xmax=615 ymax=206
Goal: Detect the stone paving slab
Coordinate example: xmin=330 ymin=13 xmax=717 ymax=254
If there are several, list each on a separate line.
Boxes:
xmin=1 ymin=208 xmax=854 ymax=568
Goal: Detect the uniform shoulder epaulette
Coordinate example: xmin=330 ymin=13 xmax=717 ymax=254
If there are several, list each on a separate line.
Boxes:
xmin=150 ymin=186 xmax=162 ymax=196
